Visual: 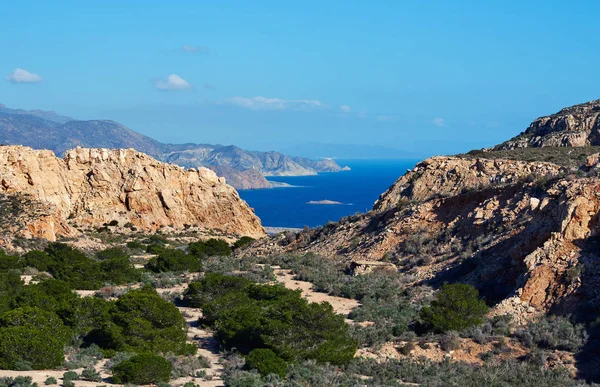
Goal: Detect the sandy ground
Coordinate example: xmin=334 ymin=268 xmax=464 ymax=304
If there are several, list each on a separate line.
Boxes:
xmin=273 ymin=267 xmax=360 ymax=317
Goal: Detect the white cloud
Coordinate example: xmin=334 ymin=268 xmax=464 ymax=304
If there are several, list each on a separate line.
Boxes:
xmin=182 ymin=45 xmax=210 ymax=54
xmin=340 ymin=105 xmax=351 ymax=112
xmin=6 ymin=68 xmax=42 ymax=84
xmin=432 ymin=118 xmax=445 ymax=127
xmin=154 ymin=74 xmax=191 ymax=91
xmin=224 ymin=96 xmax=323 ymax=111
xmin=376 ymin=115 xmax=396 ymax=122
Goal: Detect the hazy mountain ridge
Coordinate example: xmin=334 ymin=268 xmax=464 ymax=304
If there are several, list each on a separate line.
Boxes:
xmin=0 ymin=104 xmax=349 ymax=189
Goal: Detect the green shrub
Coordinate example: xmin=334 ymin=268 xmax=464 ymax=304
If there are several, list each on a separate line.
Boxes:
xmin=0 ymin=271 xmax=25 ymax=314
xmin=189 ymin=238 xmax=231 ymax=257
xmin=145 ymin=248 xmax=202 ymax=273
xmin=245 ymin=349 xmax=288 ymax=377
xmin=88 ymin=285 xmax=190 ymax=354
xmin=420 ymin=283 xmax=489 ymax=332
xmin=183 ymin=273 xmax=252 ymax=308
xmin=62 ymin=372 xmax=78 ymax=381
xmin=0 ymin=307 xmax=71 ymax=344
xmin=515 ymin=315 xmax=586 ymax=351
xmin=43 ymin=243 xmax=104 ymax=289
xmin=126 ymin=240 xmax=145 ymax=250
xmin=81 ymin=367 xmax=102 ymax=382
xmin=64 ymin=344 xmax=104 ymax=369
xmin=112 ymin=353 xmax=172 ymax=384
xmin=0 ymin=376 xmax=37 ymax=387
xmin=15 ymin=279 xmax=77 ymax=312
xmin=44 ymin=377 xmax=57 ymax=385
xmin=232 ymin=237 xmax=255 ymax=250
xmin=63 ymin=297 xmax=114 ymax=337
xmin=0 ymin=307 xmax=69 ymax=369
xmin=0 ymin=250 xmax=23 ymax=271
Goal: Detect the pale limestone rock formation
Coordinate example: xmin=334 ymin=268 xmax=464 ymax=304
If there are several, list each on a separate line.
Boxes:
xmin=0 ymin=146 xmax=265 ymax=241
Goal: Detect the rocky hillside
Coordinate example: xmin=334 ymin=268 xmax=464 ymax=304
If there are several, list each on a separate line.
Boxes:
xmin=0 ymin=104 xmax=349 ymax=189
xmin=496 ymin=99 xmax=600 ymax=149
xmin=243 ymin=99 xmax=600 ymax=331
xmin=0 ymin=146 xmax=265 ymax=243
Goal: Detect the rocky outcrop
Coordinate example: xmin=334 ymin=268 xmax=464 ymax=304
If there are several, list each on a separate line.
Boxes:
xmin=496 ymin=99 xmax=600 ymax=150
xmin=0 ymin=146 xmax=265 ymax=241
xmin=373 ymin=156 xmax=563 ymax=212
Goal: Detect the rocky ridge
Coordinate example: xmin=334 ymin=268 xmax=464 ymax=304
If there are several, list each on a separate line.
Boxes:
xmin=496 ymin=99 xmax=600 ymax=150
xmin=0 ymin=146 xmax=265 ymax=242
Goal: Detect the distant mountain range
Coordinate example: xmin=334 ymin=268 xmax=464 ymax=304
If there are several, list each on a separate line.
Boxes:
xmin=0 ymin=104 xmax=349 ymax=189
xmin=281 ymin=142 xmax=422 ymax=159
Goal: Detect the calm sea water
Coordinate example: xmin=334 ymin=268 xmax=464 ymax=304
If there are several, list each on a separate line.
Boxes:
xmin=239 ymin=159 xmax=418 ymax=228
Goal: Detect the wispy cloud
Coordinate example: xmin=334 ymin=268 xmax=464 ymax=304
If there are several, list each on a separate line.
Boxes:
xmin=6 ymin=68 xmax=42 ymax=84
xmin=224 ymin=96 xmax=323 ymax=111
xmin=376 ymin=115 xmax=396 ymax=122
xmin=182 ymin=45 xmax=210 ymax=54
xmin=340 ymin=105 xmax=351 ymax=113
xmin=154 ymin=74 xmax=191 ymax=91
xmin=432 ymin=117 xmax=445 ymax=127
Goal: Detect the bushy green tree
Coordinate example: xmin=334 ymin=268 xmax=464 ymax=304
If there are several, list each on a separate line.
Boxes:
xmin=15 ymin=279 xmax=77 ymax=312
xmin=0 ymin=271 xmax=23 ymax=315
xmin=420 ymin=283 xmax=489 ymax=332
xmin=23 ymin=250 xmax=53 ymax=272
xmin=62 ymin=296 xmax=114 ymax=336
xmin=112 ymin=353 xmax=172 ymax=384
xmin=196 ymin=276 xmax=357 ymax=365
xmin=146 ymin=248 xmax=202 ymax=273
xmin=0 ymin=307 xmax=71 ymax=344
xmin=184 ymin=273 xmax=252 ymax=308
xmin=189 ymin=238 xmax=231 ymax=257
xmin=0 ymin=250 xmax=23 ymax=271
xmin=245 ymin=349 xmax=287 ymax=377
xmin=99 ymin=255 xmax=141 ymax=284
xmin=0 ymin=307 xmax=68 ymax=369
xmin=90 ymin=285 xmax=192 ymax=354
xmin=42 ymin=243 xmax=103 ymax=289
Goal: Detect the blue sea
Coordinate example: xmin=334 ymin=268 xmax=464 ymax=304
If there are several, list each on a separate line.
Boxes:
xmin=239 ymin=159 xmax=418 ymax=228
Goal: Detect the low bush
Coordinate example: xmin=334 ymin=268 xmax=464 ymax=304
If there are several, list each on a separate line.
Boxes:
xmin=232 ymin=237 xmax=255 ymax=250
xmin=44 ymin=377 xmax=57 ymax=385
xmin=245 ymin=348 xmax=288 ymax=377
xmin=80 ymin=367 xmax=102 ymax=382
xmin=146 ymin=248 xmax=202 ymax=273
xmin=112 ymin=353 xmax=172 ymax=384
xmin=515 ymin=315 xmax=587 ymax=351
xmin=189 ymin=238 xmax=231 ymax=257
xmin=62 ymin=372 xmax=78 ymax=381
xmin=420 ymin=283 xmax=489 ymax=332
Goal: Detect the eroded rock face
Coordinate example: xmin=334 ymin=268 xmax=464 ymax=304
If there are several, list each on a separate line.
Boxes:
xmin=373 ymin=156 xmax=563 ymax=212
xmin=496 ymin=99 xmax=600 ymax=150
xmin=0 ymin=146 xmax=265 ymax=241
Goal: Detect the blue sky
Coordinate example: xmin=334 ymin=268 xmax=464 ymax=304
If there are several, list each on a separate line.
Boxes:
xmin=2 ymin=0 xmax=600 ymax=157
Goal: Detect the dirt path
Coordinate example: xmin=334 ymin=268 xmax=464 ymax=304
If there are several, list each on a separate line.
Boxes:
xmin=273 ymin=267 xmax=360 ymax=317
